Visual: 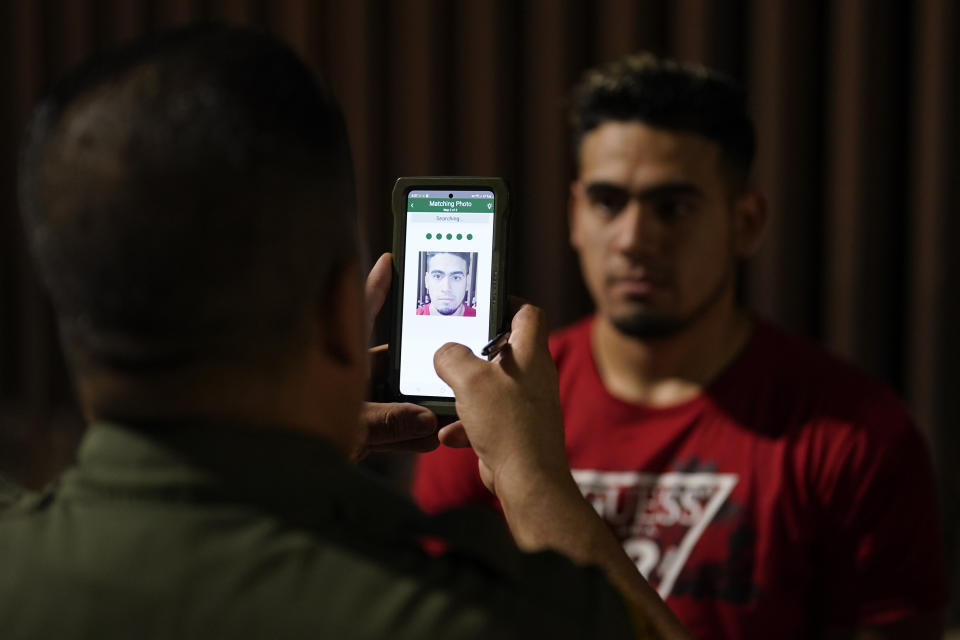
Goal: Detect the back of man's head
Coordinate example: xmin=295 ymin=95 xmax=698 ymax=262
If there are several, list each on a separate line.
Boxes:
xmin=570 ymin=53 xmax=756 ymax=189
xmin=19 ymin=25 xmax=356 ymax=374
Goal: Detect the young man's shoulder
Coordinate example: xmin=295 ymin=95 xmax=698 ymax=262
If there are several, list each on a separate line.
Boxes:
xmin=548 ymin=315 xmax=915 ymax=442
xmin=746 ymin=318 xmax=910 ymax=424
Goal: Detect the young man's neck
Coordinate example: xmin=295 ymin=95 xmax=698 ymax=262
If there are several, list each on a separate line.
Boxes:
xmin=591 ymin=295 xmax=753 ymax=407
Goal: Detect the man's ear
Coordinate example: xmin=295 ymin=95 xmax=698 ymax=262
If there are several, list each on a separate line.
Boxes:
xmin=732 ymin=190 xmax=768 ymax=258
xmin=319 ymin=262 xmax=365 ymax=367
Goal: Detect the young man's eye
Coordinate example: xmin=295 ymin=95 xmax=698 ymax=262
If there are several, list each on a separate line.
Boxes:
xmin=451 ymin=274 xmax=464 ymax=282
xmin=653 ymin=199 xmax=695 ymax=224
xmin=586 ymin=187 xmax=629 ymax=217
xmin=592 ymin=196 xmax=627 ymax=216
xmin=430 ymin=272 xmax=443 ymax=281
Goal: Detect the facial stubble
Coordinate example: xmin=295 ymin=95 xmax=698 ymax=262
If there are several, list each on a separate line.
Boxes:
xmin=608 ymin=261 xmax=734 ymax=340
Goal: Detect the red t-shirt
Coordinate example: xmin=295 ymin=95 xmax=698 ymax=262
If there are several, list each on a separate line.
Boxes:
xmin=412 ymin=316 xmax=947 ymax=639
xmin=415 ymin=304 xmax=476 ymax=316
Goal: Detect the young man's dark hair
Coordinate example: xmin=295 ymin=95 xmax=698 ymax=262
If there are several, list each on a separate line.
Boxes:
xmin=424 ymin=251 xmax=472 ymax=267
xmin=569 ymin=53 xmax=756 ymax=189
xmin=19 ymin=25 xmax=356 ymax=372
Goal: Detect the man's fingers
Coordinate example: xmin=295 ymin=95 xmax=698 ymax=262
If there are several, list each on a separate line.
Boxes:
xmin=506 ymin=304 xmax=550 ymax=367
xmin=433 ymin=342 xmax=487 ymax=392
xmin=367 ymin=434 xmax=440 ymax=454
xmin=438 ymin=422 xmax=471 ymax=448
xmin=366 ymin=344 xmax=390 ymax=401
xmin=364 ymin=253 xmax=392 ymax=337
xmin=361 ymin=401 xmax=437 ymax=446
xmin=368 ymin=343 xmax=389 ymax=376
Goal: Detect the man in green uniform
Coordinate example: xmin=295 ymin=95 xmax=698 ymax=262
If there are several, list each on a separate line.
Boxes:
xmin=0 ymin=26 xmax=688 ymax=639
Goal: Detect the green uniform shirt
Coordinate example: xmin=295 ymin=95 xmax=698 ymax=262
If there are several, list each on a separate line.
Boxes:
xmin=0 ymin=472 xmax=23 ymax=509
xmin=0 ymin=421 xmax=634 ymax=639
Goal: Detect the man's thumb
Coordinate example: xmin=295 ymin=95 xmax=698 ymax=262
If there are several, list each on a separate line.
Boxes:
xmin=433 ymin=342 xmax=486 ymax=391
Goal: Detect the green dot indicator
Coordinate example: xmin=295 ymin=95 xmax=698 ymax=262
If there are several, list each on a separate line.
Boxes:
xmin=446 ymin=233 xmax=453 ymax=240
xmin=467 ymin=234 xmax=473 ymax=240
xmin=456 ymin=233 xmax=463 ymax=240
xmin=436 ymin=232 xmax=442 ymax=239
xmin=426 ymin=233 xmax=432 ymax=239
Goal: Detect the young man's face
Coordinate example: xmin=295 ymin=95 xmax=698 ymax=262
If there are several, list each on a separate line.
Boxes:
xmin=425 ymin=253 xmax=469 ymax=315
xmin=569 ymin=121 xmax=758 ymax=339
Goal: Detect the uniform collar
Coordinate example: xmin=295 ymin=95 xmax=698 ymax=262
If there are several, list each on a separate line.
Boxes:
xmin=61 ymin=420 xmax=426 ymax=537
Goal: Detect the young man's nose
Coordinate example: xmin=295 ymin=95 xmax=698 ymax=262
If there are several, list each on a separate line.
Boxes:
xmin=613 ymin=202 xmax=661 ymax=256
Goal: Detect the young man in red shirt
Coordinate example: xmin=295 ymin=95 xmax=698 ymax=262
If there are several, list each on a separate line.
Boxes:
xmin=414 ymin=54 xmax=948 ymax=639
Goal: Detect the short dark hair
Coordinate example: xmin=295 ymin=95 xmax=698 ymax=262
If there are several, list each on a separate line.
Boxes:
xmin=425 ymin=252 xmax=471 ymax=271
xmin=569 ymin=53 xmax=756 ymax=187
xmin=18 ymin=25 xmax=356 ymax=371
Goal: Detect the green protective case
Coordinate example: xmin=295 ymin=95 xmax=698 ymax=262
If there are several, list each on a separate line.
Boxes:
xmin=390 ymin=177 xmax=510 ymax=417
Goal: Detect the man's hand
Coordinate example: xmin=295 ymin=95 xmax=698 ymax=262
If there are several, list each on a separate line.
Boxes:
xmin=352 ymin=402 xmax=438 ymax=461
xmin=433 ymin=303 xmax=691 ymax=640
xmin=433 ymin=304 xmax=569 ymax=497
xmin=355 ymin=253 xmax=440 ymax=461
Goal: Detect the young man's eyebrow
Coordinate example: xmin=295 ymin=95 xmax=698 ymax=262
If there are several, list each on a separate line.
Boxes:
xmin=429 ymin=270 xmax=465 ymax=276
xmin=584 ymin=180 xmax=704 ymax=200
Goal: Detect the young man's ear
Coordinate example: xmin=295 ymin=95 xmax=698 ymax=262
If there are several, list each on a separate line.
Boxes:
xmin=732 ymin=190 xmax=768 ymax=258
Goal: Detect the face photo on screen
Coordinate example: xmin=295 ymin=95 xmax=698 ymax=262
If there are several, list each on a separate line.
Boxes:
xmin=416 ymin=251 xmax=478 ymax=317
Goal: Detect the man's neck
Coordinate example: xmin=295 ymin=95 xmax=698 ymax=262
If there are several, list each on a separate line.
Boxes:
xmin=590 ymin=299 xmax=753 ymax=407
xmin=78 ymin=357 xmax=362 ymax=456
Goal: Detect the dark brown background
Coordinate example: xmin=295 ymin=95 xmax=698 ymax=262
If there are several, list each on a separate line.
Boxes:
xmin=1 ymin=0 xmax=957 ymax=627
